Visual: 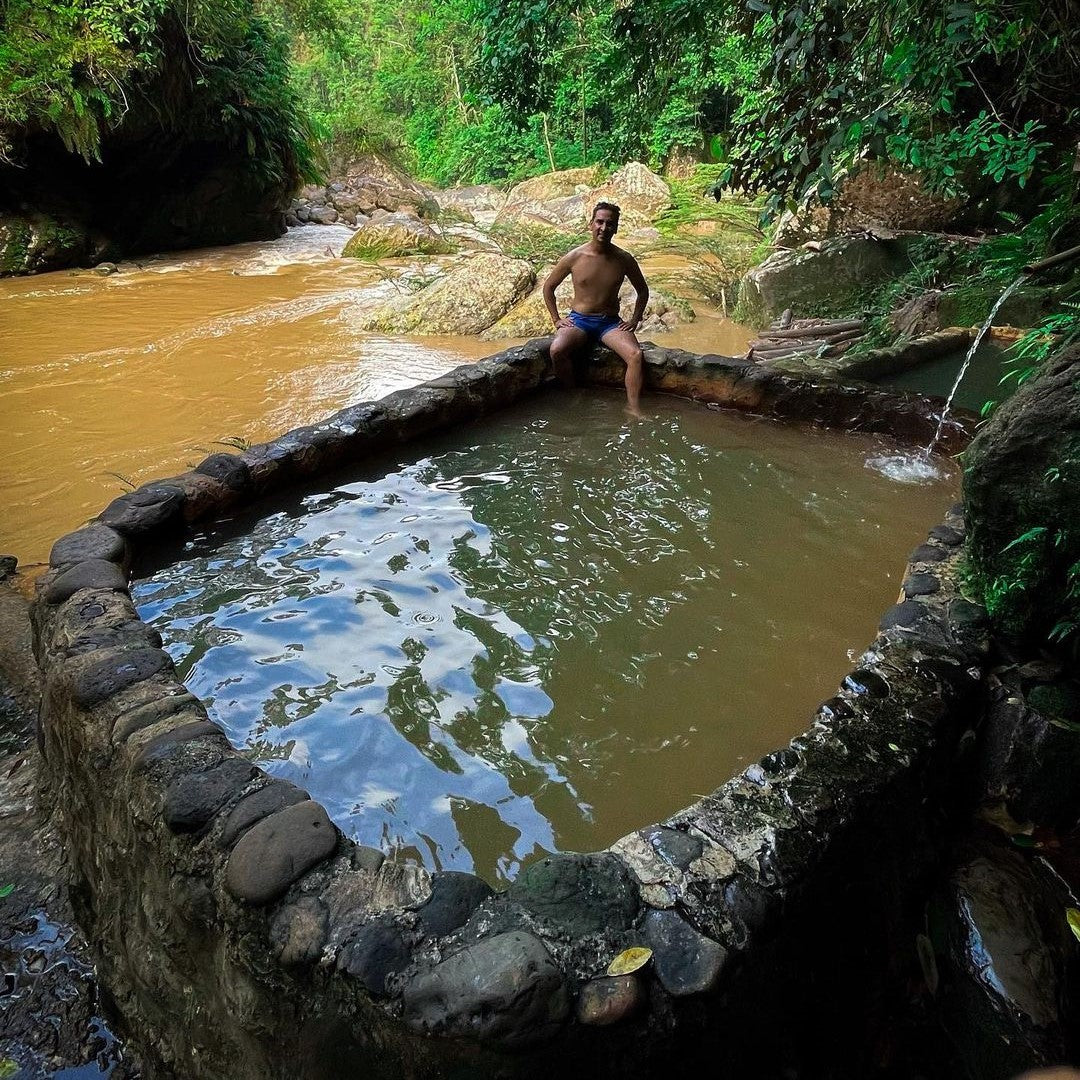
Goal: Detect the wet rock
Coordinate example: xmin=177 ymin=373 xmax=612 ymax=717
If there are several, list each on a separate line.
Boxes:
xmin=67 ymin=646 xmax=173 ymax=709
xmin=0 ymin=554 xmax=15 ymax=580
xmin=163 ymin=758 xmax=259 ymax=834
xmin=218 ymin=779 xmax=310 ymax=849
xmin=911 ymin=543 xmax=949 ymax=563
xmin=225 ymin=800 xmax=338 ymax=905
xmin=271 ymin=896 xmax=328 ymax=967
xmin=308 ymin=205 xmax=338 ymax=225
xmin=49 ymin=526 xmax=127 ymax=568
xmin=44 ymin=559 xmax=128 ymax=604
xmin=978 ymin=679 xmax=1080 ymax=829
xmin=576 ymin=974 xmax=643 ymax=1025
xmin=338 ymin=916 xmax=410 ymax=994
xmin=195 ymin=453 xmax=251 ymax=492
xmin=904 ymin=572 xmax=941 ymax=597
xmin=843 ymin=669 xmax=890 ymax=697
xmin=879 ymin=601 xmax=930 ymax=632
xmin=111 ymin=691 xmax=202 ymax=743
xmin=341 ymin=213 xmax=451 ymax=259
xmin=352 ymin=845 xmax=385 ymax=873
xmin=402 ymin=931 xmax=569 ymax=1045
xmin=930 ymin=523 xmax=964 ymax=545
xmin=642 ymin=825 xmax=703 ymax=870
xmin=99 ymin=484 xmax=184 ymax=537
xmin=415 ymin=872 xmax=494 ymax=939
xmin=949 ymin=598 xmax=987 ymax=631
xmin=361 ymin=253 xmax=534 ymax=336
xmin=644 ymin=908 xmax=728 ymax=996
xmin=932 ymin=838 xmax=1073 ymax=1079
xmin=507 ymin=852 xmax=639 ymax=935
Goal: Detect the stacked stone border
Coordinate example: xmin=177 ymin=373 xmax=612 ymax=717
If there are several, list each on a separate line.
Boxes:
xmin=31 ymin=341 xmax=986 ymax=1078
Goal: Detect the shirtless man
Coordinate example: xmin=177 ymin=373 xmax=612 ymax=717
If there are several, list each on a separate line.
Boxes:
xmin=542 ymin=201 xmax=649 ymax=416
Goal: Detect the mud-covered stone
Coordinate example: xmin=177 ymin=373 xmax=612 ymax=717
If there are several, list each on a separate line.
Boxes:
xmin=903 ymin=572 xmax=941 ymax=597
xmin=507 ymin=853 xmax=639 ymax=935
xmin=338 ymin=917 xmax=411 ymax=994
xmin=112 ymin=692 xmax=202 ymax=743
xmin=44 ymin=560 xmax=128 ymax=604
xmin=99 ymin=484 xmax=184 ymax=536
xmin=843 ymin=669 xmax=890 ymax=697
xmin=576 ymin=974 xmax=643 ymax=1026
xmin=68 ymin=646 xmax=173 ymax=709
xmin=644 ymin=908 xmax=728 ymax=996
xmin=403 ymin=931 xmax=569 ymax=1045
xmin=271 ymin=896 xmax=329 ymax=967
xmin=195 ymin=453 xmax=252 ymax=491
xmin=49 ymin=525 xmax=127 ymax=568
xmin=163 ymin=758 xmax=259 ymax=834
xmin=415 ymin=871 xmax=494 ymax=939
xmin=225 ymin=800 xmax=338 ymax=905
xmin=218 ymin=779 xmax=309 ymax=849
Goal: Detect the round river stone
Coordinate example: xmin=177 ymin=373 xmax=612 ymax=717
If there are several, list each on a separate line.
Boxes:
xmin=644 ymin=909 xmax=728 ymax=997
xmin=49 ymin=525 xmax=127 ymax=568
xmin=403 ymin=931 xmax=568 ymax=1045
xmin=225 ymin=800 xmax=338 ymax=905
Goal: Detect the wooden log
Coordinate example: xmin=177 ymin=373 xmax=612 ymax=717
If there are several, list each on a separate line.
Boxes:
xmin=759 ymin=319 xmax=865 ymax=341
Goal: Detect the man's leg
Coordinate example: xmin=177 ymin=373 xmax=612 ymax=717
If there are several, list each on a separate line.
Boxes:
xmin=549 ymin=325 xmax=589 ymax=387
xmin=600 ymin=328 xmax=645 ymax=416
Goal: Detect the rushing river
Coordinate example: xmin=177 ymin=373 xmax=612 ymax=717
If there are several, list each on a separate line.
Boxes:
xmin=134 ymin=393 xmax=957 ymax=883
xmin=0 ymin=226 xmax=753 ymax=567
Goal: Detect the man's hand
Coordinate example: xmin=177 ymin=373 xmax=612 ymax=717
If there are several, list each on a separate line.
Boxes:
xmin=554 ymin=315 xmax=574 ymax=329
xmin=618 ymin=317 xmax=641 ymax=333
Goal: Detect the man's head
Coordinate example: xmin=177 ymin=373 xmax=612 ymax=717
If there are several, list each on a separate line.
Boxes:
xmin=590 ymin=202 xmax=620 ymax=243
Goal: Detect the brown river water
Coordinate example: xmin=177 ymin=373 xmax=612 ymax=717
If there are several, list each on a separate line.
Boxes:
xmin=0 ymin=225 xmax=752 ymax=567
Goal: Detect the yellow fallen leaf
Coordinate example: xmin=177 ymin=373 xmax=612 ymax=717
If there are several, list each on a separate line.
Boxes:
xmin=606 ymin=946 xmax=653 ymax=976
xmin=1067 ymin=908 xmax=1080 ymax=944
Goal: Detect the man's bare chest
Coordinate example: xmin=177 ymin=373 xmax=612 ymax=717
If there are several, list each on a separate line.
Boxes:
xmin=571 ymin=254 xmax=625 ymax=292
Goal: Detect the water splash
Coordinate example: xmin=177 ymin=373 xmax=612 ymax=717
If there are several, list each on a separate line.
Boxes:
xmin=925 ymin=275 xmax=1025 ymax=454
xmin=865 ymin=452 xmax=945 ymax=485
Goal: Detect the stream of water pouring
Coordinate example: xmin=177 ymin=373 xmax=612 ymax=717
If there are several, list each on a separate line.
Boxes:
xmin=865 ymin=275 xmax=1024 ymax=485
xmin=924 ymin=275 xmax=1025 ymax=454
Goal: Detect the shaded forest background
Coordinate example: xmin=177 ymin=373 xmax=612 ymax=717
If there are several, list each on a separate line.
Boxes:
xmin=2 ymin=0 xmax=1079 ymax=215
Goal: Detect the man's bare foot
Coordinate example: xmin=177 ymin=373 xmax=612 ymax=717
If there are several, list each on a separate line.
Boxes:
xmin=624 ymin=403 xmax=646 ymax=419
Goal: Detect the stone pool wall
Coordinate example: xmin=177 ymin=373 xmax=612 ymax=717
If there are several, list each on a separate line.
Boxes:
xmin=30 ymin=340 xmax=984 ymax=1077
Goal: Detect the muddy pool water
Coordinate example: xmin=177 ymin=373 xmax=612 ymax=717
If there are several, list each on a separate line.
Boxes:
xmin=133 ymin=392 xmax=957 ymax=884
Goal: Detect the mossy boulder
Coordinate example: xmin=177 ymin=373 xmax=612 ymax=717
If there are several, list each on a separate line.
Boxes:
xmin=342 ymin=214 xmax=453 ymax=260
xmin=963 ymin=341 xmax=1080 ymax=643
xmin=586 ymin=162 xmax=671 ymax=230
xmin=360 ymin=253 xmax=534 ymax=335
xmin=0 ymin=212 xmax=95 ymax=276
xmin=736 ymin=235 xmax=913 ymax=327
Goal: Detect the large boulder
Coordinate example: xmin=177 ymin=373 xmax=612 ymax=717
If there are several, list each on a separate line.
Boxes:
xmin=736 ymin=235 xmax=913 ymax=327
xmin=436 ymin=185 xmax=508 ymax=223
xmin=586 ymin=162 xmax=671 ymax=229
xmin=964 ymin=342 xmax=1080 ymax=644
xmin=341 ymin=214 xmax=453 ymax=260
xmin=929 ymin=836 xmax=1075 ymax=1080
xmin=506 ymin=167 xmax=601 ymax=205
xmin=360 ymin=253 xmax=534 ymax=335
xmin=495 ymin=168 xmax=601 ymax=230
xmin=481 ymin=275 xmax=692 ymax=340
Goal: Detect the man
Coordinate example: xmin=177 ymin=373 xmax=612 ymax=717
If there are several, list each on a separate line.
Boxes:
xmin=542 ymin=201 xmax=649 ymax=417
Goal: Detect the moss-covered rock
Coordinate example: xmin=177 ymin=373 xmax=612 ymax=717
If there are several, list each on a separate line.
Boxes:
xmin=342 ymin=214 xmax=453 ymax=260
xmin=0 ymin=212 xmax=94 ymax=275
xmin=963 ymin=341 xmax=1080 ymax=644
xmin=360 ymin=252 xmax=534 ymax=335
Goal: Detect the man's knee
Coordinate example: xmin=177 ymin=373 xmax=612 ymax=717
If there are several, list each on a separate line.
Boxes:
xmin=626 ymin=346 xmax=643 ymax=367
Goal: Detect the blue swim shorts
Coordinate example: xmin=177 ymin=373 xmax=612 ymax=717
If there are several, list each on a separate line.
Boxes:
xmin=568 ymin=310 xmax=622 ymax=339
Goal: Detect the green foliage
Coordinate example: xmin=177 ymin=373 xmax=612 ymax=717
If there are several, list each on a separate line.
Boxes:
xmin=0 ymin=0 xmax=316 ymax=184
xmin=612 ymin=0 xmax=1080 ymax=217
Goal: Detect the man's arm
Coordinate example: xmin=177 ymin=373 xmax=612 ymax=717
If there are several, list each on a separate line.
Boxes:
xmin=542 ymin=254 xmax=575 ymax=329
xmin=620 ymin=252 xmax=649 ymax=332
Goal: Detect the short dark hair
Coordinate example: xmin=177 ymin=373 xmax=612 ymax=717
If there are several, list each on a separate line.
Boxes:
xmin=592 ymin=201 xmax=621 ymax=221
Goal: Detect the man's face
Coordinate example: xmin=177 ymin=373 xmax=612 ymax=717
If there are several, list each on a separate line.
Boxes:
xmin=590 ymin=209 xmax=618 ymax=244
